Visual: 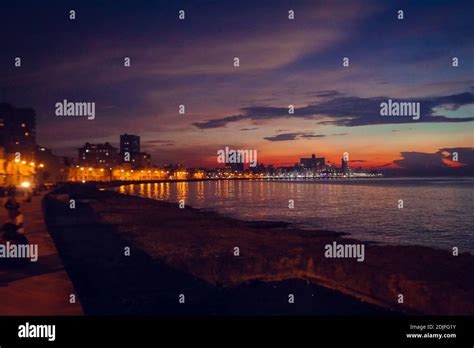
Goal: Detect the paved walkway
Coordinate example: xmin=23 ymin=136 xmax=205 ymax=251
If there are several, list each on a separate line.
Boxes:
xmin=0 ymin=192 xmax=83 ymax=315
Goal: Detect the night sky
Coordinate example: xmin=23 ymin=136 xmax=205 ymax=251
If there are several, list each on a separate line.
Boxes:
xmin=0 ymin=0 xmax=473 ymax=174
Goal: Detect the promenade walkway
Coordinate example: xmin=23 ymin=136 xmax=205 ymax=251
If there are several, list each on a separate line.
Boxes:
xmin=0 ymin=192 xmax=82 ymax=315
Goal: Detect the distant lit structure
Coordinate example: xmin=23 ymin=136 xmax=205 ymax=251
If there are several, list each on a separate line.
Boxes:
xmin=130 ymin=152 xmax=152 ymax=168
xmin=226 ymin=162 xmax=244 ymax=172
xmin=300 ymin=153 xmax=325 ymax=169
xmin=120 ymin=134 xmax=140 ymax=154
xmin=35 ymin=145 xmax=64 ymax=185
xmin=119 ymin=134 xmax=151 ymax=168
xmin=341 ymin=157 xmax=348 ymax=173
xmin=78 ymin=142 xmax=118 ymax=168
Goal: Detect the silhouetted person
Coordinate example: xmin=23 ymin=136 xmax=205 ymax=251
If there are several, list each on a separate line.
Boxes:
xmin=5 ymin=195 xmax=20 ymax=222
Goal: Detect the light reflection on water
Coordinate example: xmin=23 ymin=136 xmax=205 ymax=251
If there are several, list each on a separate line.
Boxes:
xmin=116 ymin=178 xmax=474 ymax=253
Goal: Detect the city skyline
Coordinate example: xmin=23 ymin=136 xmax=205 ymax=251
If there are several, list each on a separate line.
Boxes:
xmin=0 ymin=0 xmax=473 ymax=175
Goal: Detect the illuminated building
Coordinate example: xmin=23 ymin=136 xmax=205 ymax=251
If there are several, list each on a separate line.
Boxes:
xmin=120 ymin=133 xmax=140 ymax=154
xmin=78 ymin=142 xmax=118 ymax=168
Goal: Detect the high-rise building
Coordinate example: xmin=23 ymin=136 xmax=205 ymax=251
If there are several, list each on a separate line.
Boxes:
xmin=78 ymin=142 xmax=118 ymax=168
xmin=0 ymin=103 xmax=36 ymax=160
xmin=119 ymin=133 xmax=151 ymax=168
xmin=120 ymin=134 xmax=140 ymax=154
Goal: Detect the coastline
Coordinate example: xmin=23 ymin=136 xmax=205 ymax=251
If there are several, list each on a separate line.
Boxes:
xmin=45 ymin=184 xmax=474 ymax=315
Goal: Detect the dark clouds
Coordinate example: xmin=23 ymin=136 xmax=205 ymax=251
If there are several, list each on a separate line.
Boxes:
xmin=143 ymin=140 xmax=175 ymax=148
xmin=305 ymin=90 xmax=344 ymax=98
xmin=194 ymin=91 xmax=474 ymax=129
xmin=387 ymin=147 xmax=474 ymax=176
xmin=264 ymin=132 xmax=326 ymax=142
xmin=194 ymin=115 xmax=246 ymax=129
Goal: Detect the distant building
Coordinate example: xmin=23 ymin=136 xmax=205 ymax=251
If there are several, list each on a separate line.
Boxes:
xmin=78 ymin=142 xmax=118 ymax=168
xmin=226 ymin=162 xmax=244 ymax=172
xmin=0 ymin=103 xmax=36 ymax=160
xmin=341 ymin=157 xmax=348 ymax=173
xmin=130 ymin=152 xmax=152 ymax=168
xmin=119 ymin=134 xmax=152 ymax=168
xmin=300 ymin=153 xmax=325 ymax=169
xmin=249 ymin=162 xmax=266 ymax=174
xmin=120 ymin=134 xmax=140 ymax=154
xmin=35 ymin=145 xmax=65 ymax=185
